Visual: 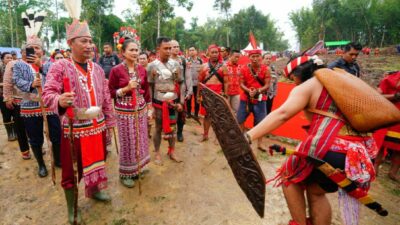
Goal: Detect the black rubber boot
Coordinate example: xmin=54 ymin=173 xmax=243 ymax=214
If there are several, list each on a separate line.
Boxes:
xmin=177 ymin=132 xmax=184 ymax=142
xmin=177 ymin=121 xmax=184 ymax=142
xmin=5 ymin=123 xmax=17 ymax=141
xmin=11 ymin=122 xmax=18 ymax=140
xmin=52 ymin=144 xmax=61 ymax=167
xmin=64 ymin=188 xmax=81 ymax=224
xmin=32 ymin=146 xmax=48 ymax=177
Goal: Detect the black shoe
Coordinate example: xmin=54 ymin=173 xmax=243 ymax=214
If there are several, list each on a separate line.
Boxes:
xmin=5 ymin=123 xmax=17 ymax=141
xmin=38 ymin=165 xmax=48 ymax=177
xmin=52 ymin=144 xmax=61 ymax=167
xmin=186 ymin=113 xmax=192 ymax=118
xmin=32 ymin=146 xmax=48 ymax=178
xmin=177 ymin=133 xmax=184 ymax=142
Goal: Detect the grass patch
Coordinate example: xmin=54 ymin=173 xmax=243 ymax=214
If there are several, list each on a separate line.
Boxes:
xmin=110 ymin=219 xmax=128 ymax=225
xmin=390 ymin=187 xmax=400 ymax=197
xmin=258 ymin=152 xmax=270 ymax=161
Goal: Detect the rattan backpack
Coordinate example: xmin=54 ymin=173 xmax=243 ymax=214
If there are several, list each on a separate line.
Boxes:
xmin=314 ymin=68 xmax=400 ymax=132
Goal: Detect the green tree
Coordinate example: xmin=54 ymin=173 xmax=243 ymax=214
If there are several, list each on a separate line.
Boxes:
xmin=0 ymin=0 xmax=54 ymax=47
xmin=290 ymin=0 xmax=400 ymax=48
xmin=81 ymin=0 xmax=114 ymax=49
xmin=136 ymin=0 xmax=193 ymax=50
xmin=229 ymin=6 xmax=288 ymax=51
xmin=213 ymin=0 xmax=231 ymax=46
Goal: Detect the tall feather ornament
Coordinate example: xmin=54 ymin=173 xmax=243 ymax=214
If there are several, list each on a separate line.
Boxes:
xmin=33 ymin=11 xmax=47 ymax=37
xmin=63 ymin=0 xmax=82 ymax=20
xmin=21 ymin=10 xmax=46 ymax=38
xmin=21 ymin=12 xmax=32 ymax=37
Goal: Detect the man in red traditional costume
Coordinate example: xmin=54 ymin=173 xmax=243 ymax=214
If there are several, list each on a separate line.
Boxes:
xmin=42 ymin=0 xmax=116 ymax=223
xmin=147 ymin=37 xmax=183 ymax=164
xmin=225 ymin=49 xmax=242 ymax=114
xmin=197 ymin=44 xmax=227 ymax=141
xmin=237 ymin=49 xmax=270 ymax=152
xmin=375 ymin=71 xmax=400 ymax=181
xmin=245 ymin=56 xmax=378 ymax=225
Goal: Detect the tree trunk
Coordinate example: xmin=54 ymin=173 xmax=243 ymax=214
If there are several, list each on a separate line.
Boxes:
xmin=157 ymin=0 xmax=160 ymax=38
xmin=7 ymin=0 xmax=14 ymax=47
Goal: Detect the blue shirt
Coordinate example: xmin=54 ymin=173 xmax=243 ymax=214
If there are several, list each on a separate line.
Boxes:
xmin=328 ymin=58 xmax=361 ymax=77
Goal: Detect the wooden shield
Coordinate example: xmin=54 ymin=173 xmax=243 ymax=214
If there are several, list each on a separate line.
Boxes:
xmin=200 ymin=83 xmax=266 ymax=218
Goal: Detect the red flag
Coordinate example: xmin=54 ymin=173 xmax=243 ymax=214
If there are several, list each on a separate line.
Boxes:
xmin=249 ymin=31 xmax=257 ymax=49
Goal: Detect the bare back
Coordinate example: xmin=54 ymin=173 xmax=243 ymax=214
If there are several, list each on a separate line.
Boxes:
xmin=248 ymin=75 xmax=324 ymax=139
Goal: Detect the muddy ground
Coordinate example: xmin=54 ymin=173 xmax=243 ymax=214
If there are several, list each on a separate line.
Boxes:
xmin=1 ymin=54 xmax=400 ymax=225
xmin=0 ymin=117 xmax=399 ymax=225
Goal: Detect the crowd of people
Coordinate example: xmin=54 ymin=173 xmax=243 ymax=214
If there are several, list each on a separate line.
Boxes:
xmin=0 ymin=6 xmax=399 ymax=225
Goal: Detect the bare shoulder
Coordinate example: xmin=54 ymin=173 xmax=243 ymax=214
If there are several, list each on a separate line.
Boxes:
xmin=290 ymin=77 xmax=322 ymax=97
xmin=299 ymin=77 xmax=324 ymax=107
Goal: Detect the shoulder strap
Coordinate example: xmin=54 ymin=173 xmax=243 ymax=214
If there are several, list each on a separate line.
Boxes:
xmin=203 ymin=62 xmax=223 ymax=84
xmin=247 ymin=64 xmax=265 ymax=86
xmin=307 ymin=107 xmax=343 ymax=121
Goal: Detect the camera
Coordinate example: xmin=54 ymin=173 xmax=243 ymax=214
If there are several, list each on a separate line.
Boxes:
xmin=26 ymin=47 xmax=35 ymax=58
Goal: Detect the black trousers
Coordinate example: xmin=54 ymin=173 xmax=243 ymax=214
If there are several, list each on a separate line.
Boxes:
xmin=1 ymin=100 xmax=30 ymax=152
xmin=23 ymin=114 xmax=61 ymax=148
xmin=186 ymin=85 xmax=200 ymax=116
xmin=0 ymin=96 xmax=12 ymax=123
xmin=266 ymin=97 xmax=275 ymax=115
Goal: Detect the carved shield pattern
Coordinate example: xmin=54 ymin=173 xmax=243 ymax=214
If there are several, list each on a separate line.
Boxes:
xmin=200 ymin=83 xmax=266 ymax=218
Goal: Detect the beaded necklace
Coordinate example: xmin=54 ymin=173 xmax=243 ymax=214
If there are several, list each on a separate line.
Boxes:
xmin=72 ymin=60 xmax=94 ymax=93
xmin=123 ymin=61 xmax=141 ymax=85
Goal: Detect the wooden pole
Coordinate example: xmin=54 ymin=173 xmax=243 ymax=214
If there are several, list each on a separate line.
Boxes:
xmin=7 ymin=0 xmax=14 ymax=47
xmin=36 ymin=72 xmax=56 ymax=185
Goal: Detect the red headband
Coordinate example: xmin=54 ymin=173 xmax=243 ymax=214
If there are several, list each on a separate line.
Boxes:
xmin=283 ymin=56 xmax=311 ymax=77
xmin=208 ymin=44 xmax=219 ymax=52
xmin=207 ymin=44 xmax=222 ymax=62
xmin=246 ymin=49 xmax=262 ymax=56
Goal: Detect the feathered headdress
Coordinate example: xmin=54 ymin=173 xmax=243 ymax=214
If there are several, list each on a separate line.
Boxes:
xmin=21 ymin=9 xmax=46 ymax=47
xmin=245 ymin=31 xmax=262 ymax=56
xmin=114 ymin=26 xmax=141 ymax=51
xmin=63 ymin=0 xmax=91 ymax=41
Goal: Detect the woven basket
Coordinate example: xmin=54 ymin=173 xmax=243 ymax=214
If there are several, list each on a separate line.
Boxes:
xmin=314 ymin=68 xmax=400 ymax=132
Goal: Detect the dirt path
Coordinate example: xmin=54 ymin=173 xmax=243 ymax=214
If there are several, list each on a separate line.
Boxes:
xmin=0 ymin=118 xmax=399 ymax=225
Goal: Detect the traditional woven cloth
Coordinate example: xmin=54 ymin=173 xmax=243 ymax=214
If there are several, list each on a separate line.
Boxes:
xmin=13 ymin=61 xmax=55 ymax=117
xmin=66 ymin=19 xmax=91 ymax=41
xmin=63 ymin=0 xmax=91 ymax=40
xmin=43 ymin=59 xmax=116 ymax=197
xmin=116 ymin=104 xmax=150 ymax=178
xmin=109 ymin=63 xmax=151 ymax=177
xmin=272 ymin=88 xmax=345 ymax=186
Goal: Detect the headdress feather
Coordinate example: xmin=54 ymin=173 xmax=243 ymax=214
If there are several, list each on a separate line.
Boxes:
xmin=63 ymin=0 xmax=82 ymax=20
xmin=21 ymin=9 xmax=46 ymax=46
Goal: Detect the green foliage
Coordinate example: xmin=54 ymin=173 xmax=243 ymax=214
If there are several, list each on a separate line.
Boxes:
xmin=290 ymin=0 xmax=400 ymax=50
xmin=0 ymin=0 xmax=53 ymax=47
xmin=229 ymin=6 xmax=288 ymax=51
